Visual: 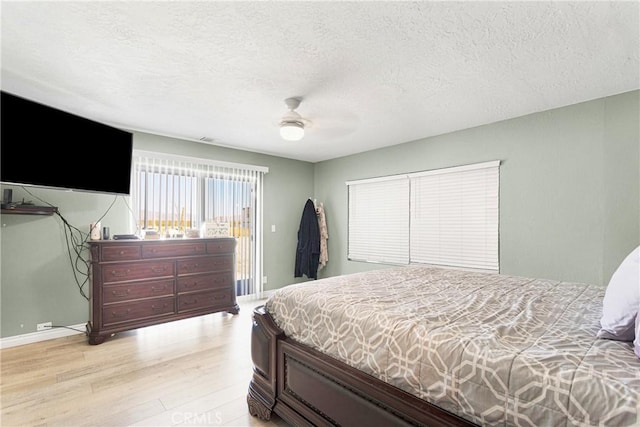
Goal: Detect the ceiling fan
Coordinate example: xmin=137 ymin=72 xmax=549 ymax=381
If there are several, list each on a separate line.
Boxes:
xmin=277 ymin=96 xmax=359 ymax=142
xmin=280 ymin=97 xmax=310 ymax=141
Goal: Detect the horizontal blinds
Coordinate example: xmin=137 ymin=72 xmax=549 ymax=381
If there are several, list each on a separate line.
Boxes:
xmin=346 ymin=161 xmax=500 ymax=271
xmin=410 ymin=162 xmax=499 ymax=271
xmin=348 ymin=177 xmax=409 ymax=264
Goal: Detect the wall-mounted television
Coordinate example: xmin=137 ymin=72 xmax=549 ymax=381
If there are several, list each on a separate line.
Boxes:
xmin=1 ymin=91 xmax=133 ymax=195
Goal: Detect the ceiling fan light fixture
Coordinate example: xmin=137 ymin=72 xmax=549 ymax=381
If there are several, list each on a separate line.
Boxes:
xmin=280 ymin=97 xmax=306 ymax=141
xmin=280 ymin=120 xmax=305 ymax=141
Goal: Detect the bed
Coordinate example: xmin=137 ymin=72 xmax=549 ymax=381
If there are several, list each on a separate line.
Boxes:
xmin=247 ymin=265 xmax=639 ymax=426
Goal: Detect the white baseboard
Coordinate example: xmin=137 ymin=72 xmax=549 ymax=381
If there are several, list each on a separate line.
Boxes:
xmin=261 ymin=289 xmax=277 ymax=299
xmin=237 ymin=290 xmax=276 ymax=303
xmin=0 ymin=293 xmax=278 ymax=350
xmin=0 ymin=323 xmax=87 ymax=349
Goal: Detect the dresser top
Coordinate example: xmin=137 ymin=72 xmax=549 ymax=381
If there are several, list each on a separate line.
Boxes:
xmin=89 ymin=237 xmax=236 ymax=245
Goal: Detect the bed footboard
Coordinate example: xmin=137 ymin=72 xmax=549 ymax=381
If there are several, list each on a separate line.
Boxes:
xmin=247 ymin=305 xmax=476 ymax=427
xmin=247 ymin=305 xmax=282 ymax=420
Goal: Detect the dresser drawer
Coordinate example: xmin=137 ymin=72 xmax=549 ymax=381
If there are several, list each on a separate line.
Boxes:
xmin=102 ymin=296 xmax=175 ymax=326
xmin=177 ymin=290 xmax=233 ymax=313
xmin=103 ymin=279 xmax=174 ymax=303
xmin=207 ymin=239 xmax=236 ymax=254
xmin=102 ymin=261 xmax=175 ymax=284
xmin=143 ymin=242 xmax=206 ymax=258
xmin=176 ymin=272 xmax=233 ymax=293
xmin=177 ymin=255 xmax=234 ymax=275
xmin=101 ymin=245 xmax=142 ymax=261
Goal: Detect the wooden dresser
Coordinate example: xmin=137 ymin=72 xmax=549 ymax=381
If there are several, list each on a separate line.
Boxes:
xmin=88 ymin=238 xmax=238 ymax=345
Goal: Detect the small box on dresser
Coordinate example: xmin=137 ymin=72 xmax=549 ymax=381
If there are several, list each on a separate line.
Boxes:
xmin=88 ymin=237 xmax=238 ymax=345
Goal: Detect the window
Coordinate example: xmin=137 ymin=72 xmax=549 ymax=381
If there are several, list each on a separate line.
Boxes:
xmin=347 ymin=175 xmax=410 ymax=264
xmin=131 ymin=151 xmax=268 ymax=296
xmin=347 ymin=161 xmax=500 ymax=272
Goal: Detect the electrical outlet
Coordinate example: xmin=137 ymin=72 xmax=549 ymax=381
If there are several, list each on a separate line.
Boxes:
xmin=37 ymin=322 xmax=52 ymax=331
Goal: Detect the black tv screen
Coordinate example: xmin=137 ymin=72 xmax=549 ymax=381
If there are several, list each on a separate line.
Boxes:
xmin=1 ymin=91 xmax=133 ymax=195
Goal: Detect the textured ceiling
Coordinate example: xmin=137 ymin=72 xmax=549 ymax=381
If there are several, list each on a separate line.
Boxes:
xmin=1 ymin=1 xmax=638 ymax=163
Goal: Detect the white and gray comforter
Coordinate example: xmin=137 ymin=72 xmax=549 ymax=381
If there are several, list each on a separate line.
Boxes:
xmin=265 ymin=266 xmax=639 ymax=426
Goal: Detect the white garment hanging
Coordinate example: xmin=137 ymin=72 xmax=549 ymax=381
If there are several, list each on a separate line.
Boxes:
xmin=316 ymin=202 xmax=328 ymax=270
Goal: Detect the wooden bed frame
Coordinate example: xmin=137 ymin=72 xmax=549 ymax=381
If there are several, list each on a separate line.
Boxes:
xmin=247 ymin=305 xmax=477 ymax=427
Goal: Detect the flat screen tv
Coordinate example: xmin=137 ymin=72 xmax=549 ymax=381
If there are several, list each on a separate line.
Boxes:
xmin=1 ymin=91 xmax=133 ymax=195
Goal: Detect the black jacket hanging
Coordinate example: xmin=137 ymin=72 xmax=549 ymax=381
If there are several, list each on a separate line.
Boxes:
xmin=294 ymin=199 xmax=321 ymax=279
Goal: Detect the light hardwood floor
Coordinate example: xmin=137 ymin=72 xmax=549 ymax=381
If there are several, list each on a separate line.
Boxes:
xmin=0 ymin=299 xmax=289 ymax=427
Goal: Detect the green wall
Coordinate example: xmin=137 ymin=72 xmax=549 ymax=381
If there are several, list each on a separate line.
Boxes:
xmin=0 ymin=132 xmax=314 ymax=338
xmin=1 ymin=91 xmax=638 ymax=339
xmin=313 ymin=90 xmax=640 ymax=286
xmin=0 ymin=190 xmax=129 ymax=339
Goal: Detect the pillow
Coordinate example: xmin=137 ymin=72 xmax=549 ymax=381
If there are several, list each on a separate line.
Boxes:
xmin=597 ymin=245 xmax=640 ymax=342
xmin=635 ymin=310 xmax=640 ymax=359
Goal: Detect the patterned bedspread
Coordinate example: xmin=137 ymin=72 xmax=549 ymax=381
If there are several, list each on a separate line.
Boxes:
xmin=265 ymin=266 xmax=639 ymax=426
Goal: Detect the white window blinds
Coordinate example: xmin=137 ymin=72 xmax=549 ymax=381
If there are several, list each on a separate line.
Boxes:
xmin=410 ymin=161 xmax=500 ymax=271
xmin=346 ymin=160 xmax=500 ymax=272
xmin=347 ymin=175 xmax=410 ymax=264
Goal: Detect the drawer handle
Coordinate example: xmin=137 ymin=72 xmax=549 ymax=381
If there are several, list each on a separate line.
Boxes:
xmin=151 ymin=304 xmax=168 ymax=311
xmin=151 ymin=267 xmax=167 ymax=273
xmin=214 ymin=294 xmax=226 ymax=300
xmin=119 ymin=250 xmax=125 ymax=255
xmin=183 ymin=299 xmax=198 ymax=305
xmin=111 ymin=269 xmax=131 ymax=277
xmin=151 ymin=285 xmax=167 ymax=292
xmin=112 ymin=289 xmax=131 ymax=297
xmin=111 ymin=309 xmax=131 ymax=318
xmin=183 ymin=264 xmax=198 ymax=271
xmin=185 ymin=281 xmax=199 ymax=288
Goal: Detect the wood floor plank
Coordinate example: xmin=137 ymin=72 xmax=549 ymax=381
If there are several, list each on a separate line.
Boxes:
xmin=0 ymin=299 xmax=287 ymax=427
